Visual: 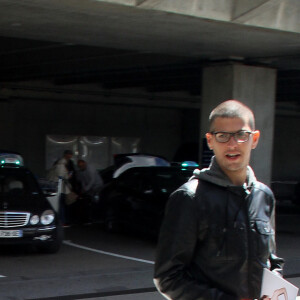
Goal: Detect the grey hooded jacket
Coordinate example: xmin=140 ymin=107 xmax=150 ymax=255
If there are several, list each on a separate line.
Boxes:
xmin=154 ymin=157 xmax=283 ymax=300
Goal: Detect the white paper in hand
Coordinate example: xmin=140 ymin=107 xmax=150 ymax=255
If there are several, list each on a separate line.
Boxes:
xmin=261 ymin=268 xmax=299 ymax=300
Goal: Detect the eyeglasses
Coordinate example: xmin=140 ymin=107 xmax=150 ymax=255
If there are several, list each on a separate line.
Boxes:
xmin=210 ymin=130 xmax=253 ymax=143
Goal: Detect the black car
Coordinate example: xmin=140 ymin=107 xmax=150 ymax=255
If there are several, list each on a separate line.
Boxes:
xmin=101 ymin=166 xmax=194 ymax=236
xmin=0 ymin=165 xmax=63 ymax=253
xmin=0 ymin=150 xmax=24 ymax=166
xmin=100 ymin=153 xmax=171 ymax=185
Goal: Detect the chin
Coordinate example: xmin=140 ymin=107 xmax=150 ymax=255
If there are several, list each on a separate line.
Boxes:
xmin=224 ymin=164 xmax=245 ymax=172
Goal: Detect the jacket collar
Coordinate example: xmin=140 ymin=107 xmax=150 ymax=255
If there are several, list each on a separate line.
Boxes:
xmin=192 ymin=156 xmax=257 ymax=188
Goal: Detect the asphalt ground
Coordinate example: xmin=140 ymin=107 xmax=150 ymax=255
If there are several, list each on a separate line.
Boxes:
xmin=0 ymin=202 xmax=299 ymax=300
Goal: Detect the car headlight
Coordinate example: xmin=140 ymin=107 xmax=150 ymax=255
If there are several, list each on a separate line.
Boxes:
xmin=40 ymin=210 xmax=55 ymax=225
xmin=30 ymin=215 xmax=40 ymax=225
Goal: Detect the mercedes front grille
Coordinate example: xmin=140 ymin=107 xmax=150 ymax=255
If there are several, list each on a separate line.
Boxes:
xmin=0 ymin=212 xmax=30 ymax=228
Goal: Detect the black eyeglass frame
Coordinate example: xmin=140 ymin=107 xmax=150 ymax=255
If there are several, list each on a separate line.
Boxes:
xmin=210 ymin=130 xmax=254 ymax=143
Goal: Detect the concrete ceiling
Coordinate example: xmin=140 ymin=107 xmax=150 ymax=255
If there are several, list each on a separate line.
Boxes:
xmin=0 ymin=0 xmax=299 ymax=100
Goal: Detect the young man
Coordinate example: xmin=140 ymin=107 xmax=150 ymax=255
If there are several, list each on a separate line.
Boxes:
xmin=154 ymin=100 xmax=284 ymax=300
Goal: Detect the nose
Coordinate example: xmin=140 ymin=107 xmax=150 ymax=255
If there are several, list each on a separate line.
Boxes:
xmin=227 ymin=135 xmax=238 ymax=148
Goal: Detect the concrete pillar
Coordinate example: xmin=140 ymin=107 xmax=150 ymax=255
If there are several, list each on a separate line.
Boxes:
xmin=200 ymin=63 xmax=277 ymax=185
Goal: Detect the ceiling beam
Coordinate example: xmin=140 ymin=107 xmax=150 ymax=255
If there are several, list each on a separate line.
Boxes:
xmin=232 ymin=0 xmax=284 ymax=23
xmin=0 ymin=83 xmax=201 ymax=109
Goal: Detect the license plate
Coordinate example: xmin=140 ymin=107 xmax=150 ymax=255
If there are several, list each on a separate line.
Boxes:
xmin=5 ymin=158 xmax=17 ymax=163
xmin=0 ymin=230 xmax=23 ymax=238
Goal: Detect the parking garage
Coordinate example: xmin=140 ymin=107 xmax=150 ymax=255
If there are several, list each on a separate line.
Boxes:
xmin=0 ymin=1 xmax=300 ymax=299
xmin=0 ymin=0 xmax=299 ymax=184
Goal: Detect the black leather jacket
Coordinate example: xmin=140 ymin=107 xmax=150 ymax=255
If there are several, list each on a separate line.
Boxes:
xmin=154 ymin=158 xmax=284 ymax=300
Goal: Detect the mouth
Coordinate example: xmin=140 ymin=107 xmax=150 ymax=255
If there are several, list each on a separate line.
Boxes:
xmin=225 ymin=153 xmax=241 ymax=160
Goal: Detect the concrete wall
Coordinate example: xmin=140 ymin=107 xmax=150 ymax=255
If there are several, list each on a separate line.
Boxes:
xmin=0 ymin=85 xmax=298 ymax=182
xmin=0 ymin=98 xmax=185 ymax=176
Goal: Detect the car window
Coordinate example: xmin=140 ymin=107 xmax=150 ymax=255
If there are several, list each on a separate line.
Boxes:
xmin=118 ymin=170 xmax=153 ymax=194
xmin=0 ymin=169 xmax=40 ymax=196
xmin=154 ymin=169 xmax=192 ymax=195
xmin=117 ymin=168 xmax=192 ymax=196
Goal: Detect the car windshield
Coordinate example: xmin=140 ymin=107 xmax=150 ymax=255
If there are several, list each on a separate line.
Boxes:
xmin=0 ymin=168 xmax=40 ymax=198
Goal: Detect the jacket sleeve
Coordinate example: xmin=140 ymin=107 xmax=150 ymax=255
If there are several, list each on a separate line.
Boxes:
xmin=154 ymin=189 xmax=237 ymax=300
xmin=269 ymin=194 xmax=284 ymax=275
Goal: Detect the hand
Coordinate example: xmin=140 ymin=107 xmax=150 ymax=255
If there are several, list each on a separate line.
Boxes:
xmin=260 ymin=287 xmax=288 ymax=300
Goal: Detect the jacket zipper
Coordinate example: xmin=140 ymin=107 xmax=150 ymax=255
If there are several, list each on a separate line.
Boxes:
xmin=217 ymin=192 xmax=229 ymax=257
xmin=244 ymin=190 xmax=253 ymax=298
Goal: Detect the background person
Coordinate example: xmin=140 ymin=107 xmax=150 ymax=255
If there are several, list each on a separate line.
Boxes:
xmin=47 ymin=149 xmax=76 ymax=225
xmin=76 ymin=159 xmax=104 ymax=223
xmin=154 ymin=100 xmax=284 ymax=300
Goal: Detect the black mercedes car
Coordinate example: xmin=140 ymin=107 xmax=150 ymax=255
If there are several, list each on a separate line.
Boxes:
xmin=101 ymin=166 xmax=194 ymax=236
xmin=0 ymin=164 xmax=63 ymax=253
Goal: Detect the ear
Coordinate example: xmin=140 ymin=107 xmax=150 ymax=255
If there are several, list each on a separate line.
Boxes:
xmin=206 ymin=133 xmax=213 ymax=150
xmin=251 ymin=130 xmax=260 ymax=149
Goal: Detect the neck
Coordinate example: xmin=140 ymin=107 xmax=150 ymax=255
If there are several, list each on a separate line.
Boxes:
xmin=223 ymin=169 xmax=247 ymax=186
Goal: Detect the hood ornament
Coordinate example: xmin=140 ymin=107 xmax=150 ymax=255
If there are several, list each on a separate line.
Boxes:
xmin=3 ymin=202 xmax=8 ymax=210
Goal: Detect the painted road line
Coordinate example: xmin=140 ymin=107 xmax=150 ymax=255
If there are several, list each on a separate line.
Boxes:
xmin=63 ymin=240 xmax=155 ymax=265
xmin=26 ymin=287 xmax=158 ymax=300
xmin=0 ymin=275 xmax=6 ymax=278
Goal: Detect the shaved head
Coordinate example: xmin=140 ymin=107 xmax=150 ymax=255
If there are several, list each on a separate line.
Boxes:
xmin=209 ymin=100 xmax=255 ymax=131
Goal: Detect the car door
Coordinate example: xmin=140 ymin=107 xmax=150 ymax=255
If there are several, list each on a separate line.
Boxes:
xmin=117 ymin=169 xmax=155 ymax=224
